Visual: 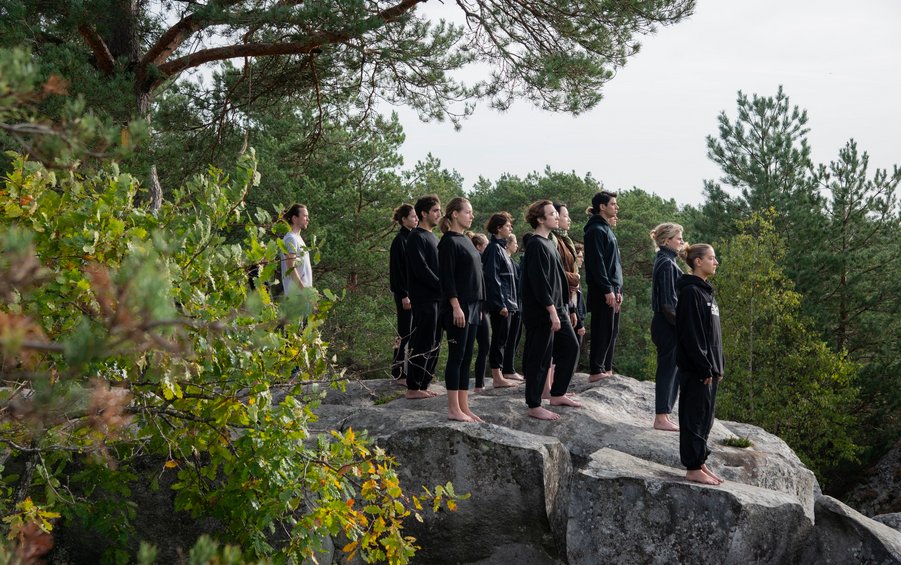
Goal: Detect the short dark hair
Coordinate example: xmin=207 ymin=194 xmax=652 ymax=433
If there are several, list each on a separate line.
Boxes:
xmin=283 ymin=203 xmax=307 ymax=223
xmin=393 ymin=203 xmax=414 ymax=224
xmin=485 ymin=212 xmax=513 ymax=235
xmin=414 ymin=195 xmax=440 ymax=221
xmin=587 ymin=191 xmax=617 ymax=215
xmin=525 ymin=199 xmax=553 ymax=229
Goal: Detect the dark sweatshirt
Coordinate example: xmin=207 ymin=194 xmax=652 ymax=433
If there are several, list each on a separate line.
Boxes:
xmin=651 ymin=247 xmax=683 ymax=325
xmin=437 ymin=231 xmax=486 ymax=322
xmin=675 ymin=275 xmax=724 ymax=381
xmin=482 ymin=237 xmax=519 ymax=314
xmin=583 ymin=214 xmax=623 ymax=297
xmin=521 ymin=233 xmax=567 ymax=327
xmin=406 ymin=227 xmax=441 ymax=303
xmin=389 ymin=226 xmax=411 ymax=299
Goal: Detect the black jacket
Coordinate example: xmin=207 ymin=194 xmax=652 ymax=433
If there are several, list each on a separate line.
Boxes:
xmin=437 ymin=232 xmax=485 ymax=322
xmin=389 ymin=226 xmax=411 ymax=299
xmin=675 ymin=275 xmax=724 ymax=381
xmin=583 ymin=214 xmax=623 ymax=308
xmin=651 ymin=247 xmax=683 ymax=325
xmin=406 ymin=227 xmax=441 ymax=303
xmin=521 ymin=233 xmax=567 ymax=327
xmin=482 ymin=237 xmax=519 ymax=314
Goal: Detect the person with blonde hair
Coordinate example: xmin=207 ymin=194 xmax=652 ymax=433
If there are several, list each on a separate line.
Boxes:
xmin=675 ymin=243 xmax=724 ymax=485
xmin=437 ymin=198 xmax=486 ymax=422
xmin=650 ymin=222 xmax=684 ymax=432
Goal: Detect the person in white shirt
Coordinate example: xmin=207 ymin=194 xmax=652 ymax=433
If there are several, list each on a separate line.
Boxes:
xmin=281 ymin=203 xmax=312 ymax=294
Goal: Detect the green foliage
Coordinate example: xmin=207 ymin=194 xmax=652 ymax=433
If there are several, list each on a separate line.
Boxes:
xmin=714 ymin=213 xmax=860 ymax=483
xmin=721 ymin=437 xmax=753 ymax=448
xmin=0 ymin=52 xmax=462 ymax=563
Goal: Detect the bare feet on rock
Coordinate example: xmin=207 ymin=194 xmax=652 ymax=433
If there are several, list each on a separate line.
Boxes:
xmin=685 ymin=469 xmax=720 ymax=485
xmin=474 ymin=387 xmax=484 ymax=393
xmin=492 ymin=377 xmax=517 ymax=388
xmin=702 ymin=464 xmax=724 ymax=484
xmin=549 ymin=395 xmax=583 ymax=408
xmin=503 ymin=373 xmax=525 ymax=382
xmin=393 ymin=377 xmax=407 ymax=387
xmin=464 ymin=410 xmax=485 ymax=423
xmin=405 ymin=390 xmax=432 ymax=399
xmin=527 ymin=406 xmax=560 ymax=421
xmin=588 ymin=371 xmax=612 ymax=383
xmin=653 ymin=414 xmax=679 ymax=432
xmin=448 ymin=410 xmax=475 ymax=422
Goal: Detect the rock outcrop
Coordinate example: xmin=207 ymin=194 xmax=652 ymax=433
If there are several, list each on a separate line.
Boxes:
xmin=316 ymin=374 xmax=901 ymax=564
xmin=845 ymin=438 xmax=901 ymax=517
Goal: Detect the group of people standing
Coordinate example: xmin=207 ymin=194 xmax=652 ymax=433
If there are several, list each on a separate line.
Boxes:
xmin=384 ymin=191 xmax=726 ymax=485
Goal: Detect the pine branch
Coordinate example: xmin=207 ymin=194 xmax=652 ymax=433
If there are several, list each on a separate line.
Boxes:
xmin=77 ymin=24 xmax=116 ymax=76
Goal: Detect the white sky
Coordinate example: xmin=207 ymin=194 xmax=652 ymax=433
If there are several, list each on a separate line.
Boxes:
xmin=392 ymin=0 xmax=901 ymax=206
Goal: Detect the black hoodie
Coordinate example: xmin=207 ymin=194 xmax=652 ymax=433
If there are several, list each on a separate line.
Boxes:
xmin=675 ymin=274 xmax=724 ymax=380
xmin=583 ymin=214 xmax=623 ymax=296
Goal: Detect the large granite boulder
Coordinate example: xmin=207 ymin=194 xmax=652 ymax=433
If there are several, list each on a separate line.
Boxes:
xmin=801 ymin=495 xmax=901 ymax=564
xmin=312 ymin=374 xmax=901 ymax=563
xmin=845 ymin=438 xmax=901 ymax=517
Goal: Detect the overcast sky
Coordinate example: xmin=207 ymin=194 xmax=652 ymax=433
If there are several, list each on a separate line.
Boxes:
xmin=392 ymin=0 xmax=901 ymax=207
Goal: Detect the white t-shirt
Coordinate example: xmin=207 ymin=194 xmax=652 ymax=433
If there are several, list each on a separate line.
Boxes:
xmin=281 ymin=232 xmax=313 ymax=295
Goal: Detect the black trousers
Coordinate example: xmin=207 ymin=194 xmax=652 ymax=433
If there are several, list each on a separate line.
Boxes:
xmin=407 ymin=301 xmax=442 ymax=390
xmin=678 ymin=372 xmax=718 ymax=470
xmin=651 ymin=312 xmax=679 ymax=414
xmin=488 ymin=310 xmax=512 ymax=370
xmin=503 ymin=311 xmax=522 ymax=374
xmin=523 ymin=314 xmax=579 ymax=408
xmin=473 ymin=320 xmax=489 ymax=388
xmin=589 ymin=302 xmax=619 ymax=374
xmin=445 ymin=321 xmax=478 ymax=391
xmin=391 ymin=295 xmax=413 ymax=379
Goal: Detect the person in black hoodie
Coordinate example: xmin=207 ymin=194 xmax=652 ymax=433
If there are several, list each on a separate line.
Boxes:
xmin=675 ymin=243 xmax=724 ymax=486
xmin=405 ymin=195 xmax=443 ymax=400
xmin=650 ymin=222 xmax=685 ymax=432
xmin=438 ymin=197 xmax=486 ymax=422
xmin=389 ymin=204 xmax=419 ymax=383
xmin=521 ymin=200 xmax=581 ymax=420
xmin=482 ymin=212 xmax=521 ymax=389
xmin=583 ymin=191 xmax=623 ymax=383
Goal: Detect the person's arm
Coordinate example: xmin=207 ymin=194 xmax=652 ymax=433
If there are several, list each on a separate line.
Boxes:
xmin=586 ymin=228 xmax=615 ymax=306
xmin=656 ymin=261 xmax=678 ymax=325
xmin=676 ymin=288 xmax=713 ymax=381
xmin=408 ymin=233 xmax=440 ymax=292
xmin=525 ymin=242 xmax=560 ymax=331
xmin=482 ymin=244 xmax=505 ymax=315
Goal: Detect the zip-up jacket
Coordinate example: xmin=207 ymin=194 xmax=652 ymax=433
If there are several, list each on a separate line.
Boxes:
xmin=406 ymin=227 xmax=441 ymax=303
xmin=389 ymin=226 xmax=411 ymax=299
xmin=675 ymin=275 xmax=724 ymax=381
xmin=583 ymin=214 xmax=623 ymax=296
xmin=651 ymin=247 xmax=683 ymax=325
xmin=482 ymin=237 xmax=519 ymax=314
xmin=521 ymin=233 xmax=567 ymax=327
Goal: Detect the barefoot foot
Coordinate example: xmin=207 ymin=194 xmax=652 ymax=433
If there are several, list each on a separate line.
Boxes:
xmin=685 ymin=469 xmax=720 ymax=485
xmin=527 ymin=406 xmax=560 ymax=420
xmin=464 ymin=410 xmax=485 ymax=423
xmin=474 ymin=387 xmax=484 ymax=393
xmin=653 ymin=415 xmax=679 ymax=432
xmin=492 ymin=377 xmax=517 ymax=388
xmin=701 ymin=464 xmax=724 ymax=484
xmin=503 ymin=373 xmax=525 ymax=382
xmin=549 ymin=395 xmax=583 ymax=408
xmin=448 ymin=410 xmax=475 ymax=422
xmin=588 ymin=372 xmax=612 ymax=383
xmin=405 ymin=390 xmax=432 ymax=400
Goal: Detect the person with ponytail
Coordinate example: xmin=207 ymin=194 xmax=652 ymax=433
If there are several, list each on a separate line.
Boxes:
xmin=583 ymin=191 xmax=623 ymax=383
xmin=675 ymin=243 xmax=724 ymax=485
xmin=650 ymin=223 xmax=684 ymax=432
xmin=388 ymin=204 xmax=418 ymax=383
xmin=437 ymin=198 xmax=486 ymax=422
xmin=503 ymin=233 xmax=524 ymax=380
xmin=405 ymin=195 xmax=443 ymax=399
